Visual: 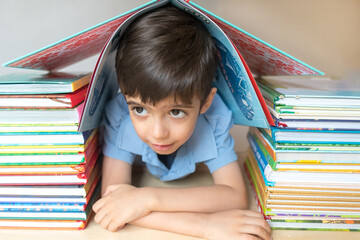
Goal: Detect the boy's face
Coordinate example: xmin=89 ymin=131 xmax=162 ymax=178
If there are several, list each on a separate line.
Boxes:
xmin=125 ymin=89 xmax=216 ymax=155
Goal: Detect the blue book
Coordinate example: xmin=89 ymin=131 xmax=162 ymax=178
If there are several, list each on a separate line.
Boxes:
xmin=248 ymin=136 xmax=360 ymax=186
xmin=261 ymin=126 xmax=360 ymax=145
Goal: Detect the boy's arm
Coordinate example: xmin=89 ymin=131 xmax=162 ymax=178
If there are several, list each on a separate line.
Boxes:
xmin=94 ymin=160 xmax=248 ymax=229
xmin=94 ymin=155 xmax=154 ymax=229
xmin=150 ymin=160 xmax=248 ymax=212
xmin=100 ymin=155 xmax=132 ymax=196
xmin=130 ymin=209 xmax=271 ymax=240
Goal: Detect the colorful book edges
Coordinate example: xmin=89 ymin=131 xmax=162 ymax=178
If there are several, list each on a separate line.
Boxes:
xmin=258 ymin=76 xmax=360 ymax=108
xmin=0 ymin=184 xmax=100 ymax=230
xmin=249 ymin=127 xmax=360 ymax=166
xmin=0 ymin=129 xmax=98 ymax=164
xmin=247 ymin=136 xmax=360 ymax=185
xmin=258 ymin=76 xmax=360 ymax=121
xmin=245 ymin=152 xmax=360 ymax=231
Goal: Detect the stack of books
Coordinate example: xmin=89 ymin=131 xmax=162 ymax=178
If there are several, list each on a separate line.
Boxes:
xmin=0 ymin=72 xmax=101 ymax=230
xmin=245 ymin=75 xmax=360 ymax=231
xmin=1 ymin=0 xmax=327 ymax=232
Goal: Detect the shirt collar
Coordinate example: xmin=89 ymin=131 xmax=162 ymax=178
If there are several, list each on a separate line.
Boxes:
xmin=118 ymin=114 xmax=218 ymax=167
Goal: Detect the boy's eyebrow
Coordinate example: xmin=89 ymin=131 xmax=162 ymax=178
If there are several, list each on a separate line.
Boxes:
xmin=126 ymin=100 xmax=194 ymax=109
xmin=126 ymin=100 xmax=143 ymax=106
xmin=168 ymin=104 xmax=194 ymax=109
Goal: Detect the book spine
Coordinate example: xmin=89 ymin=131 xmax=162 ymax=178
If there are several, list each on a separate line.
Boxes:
xmin=248 ymin=133 xmax=277 ymax=170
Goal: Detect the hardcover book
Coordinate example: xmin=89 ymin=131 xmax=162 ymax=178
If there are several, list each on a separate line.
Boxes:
xmin=271 ymin=116 xmax=360 ymax=131
xmin=258 ymin=76 xmax=360 ymax=108
xmin=0 ymin=156 xmax=101 ymax=186
xmin=248 ymin=141 xmax=360 ymax=186
xmin=261 ymin=126 xmax=360 ymax=144
xmin=0 ymin=102 xmax=84 ymax=126
xmin=3 ymin=0 xmax=323 ymax=132
xmin=248 ymin=130 xmax=360 ymax=171
xmin=0 ymin=85 xmax=88 ymax=109
xmin=0 ymin=72 xmax=91 ymax=95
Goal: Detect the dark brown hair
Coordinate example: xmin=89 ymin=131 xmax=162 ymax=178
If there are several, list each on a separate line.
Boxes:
xmin=115 ymin=5 xmax=218 ymax=106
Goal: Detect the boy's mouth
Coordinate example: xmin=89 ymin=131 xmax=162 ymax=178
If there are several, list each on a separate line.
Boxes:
xmin=152 ymin=143 xmax=174 ymax=152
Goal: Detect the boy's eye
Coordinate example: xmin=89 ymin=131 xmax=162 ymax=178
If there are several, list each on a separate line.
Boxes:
xmin=170 ymin=109 xmax=186 ymax=118
xmin=132 ymin=107 xmax=148 ymax=117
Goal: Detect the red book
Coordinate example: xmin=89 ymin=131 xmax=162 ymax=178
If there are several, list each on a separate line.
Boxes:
xmin=0 ymin=85 xmax=88 ymax=109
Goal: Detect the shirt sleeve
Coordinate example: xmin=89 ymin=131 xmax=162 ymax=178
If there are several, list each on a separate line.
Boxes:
xmin=203 ymin=94 xmax=238 ymax=173
xmin=102 ymin=93 xmax=136 ymax=164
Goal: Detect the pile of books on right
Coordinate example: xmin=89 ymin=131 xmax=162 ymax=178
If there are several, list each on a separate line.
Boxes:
xmin=246 ymin=75 xmax=360 ymax=231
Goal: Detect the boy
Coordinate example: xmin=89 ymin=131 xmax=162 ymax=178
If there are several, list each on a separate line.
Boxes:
xmin=93 ymin=5 xmax=271 ymax=240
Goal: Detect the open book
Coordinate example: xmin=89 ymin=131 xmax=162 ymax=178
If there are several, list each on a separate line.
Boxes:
xmin=3 ymin=0 xmax=323 ymax=132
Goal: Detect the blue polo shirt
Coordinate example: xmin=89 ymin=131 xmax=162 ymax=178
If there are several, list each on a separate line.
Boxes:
xmin=102 ymin=92 xmax=237 ymax=181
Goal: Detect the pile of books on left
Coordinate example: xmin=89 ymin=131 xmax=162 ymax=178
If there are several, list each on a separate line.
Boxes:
xmin=0 ymin=72 xmax=101 ymax=230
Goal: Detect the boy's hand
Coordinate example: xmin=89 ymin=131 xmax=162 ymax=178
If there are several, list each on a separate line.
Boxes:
xmin=204 ymin=209 xmax=272 ymax=240
xmin=92 ymin=184 xmax=155 ymax=232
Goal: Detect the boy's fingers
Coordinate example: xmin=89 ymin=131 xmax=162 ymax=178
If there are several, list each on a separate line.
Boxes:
xmin=108 ymin=221 xmax=125 ymax=232
xmin=99 ymin=215 xmax=112 ymax=230
xmin=242 ymin=216 xmax=271 ymax=234
xmin=238 ymin=234 xmax=263 ymax=240
xmin=238 ymin=224 xmax=272 ymax=240
xmin=92 ymin=198 xmax=105 ymax=212
xmin=93 ymin=208 xmax=107 ymax=224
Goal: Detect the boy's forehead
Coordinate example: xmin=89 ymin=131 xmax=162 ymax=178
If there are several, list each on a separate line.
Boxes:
xmin=125 ymin=94 xmax=199 ymax=108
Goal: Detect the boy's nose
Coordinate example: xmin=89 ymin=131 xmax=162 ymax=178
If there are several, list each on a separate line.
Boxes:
xmin=151 ymin=118 xmax=169 ymax=140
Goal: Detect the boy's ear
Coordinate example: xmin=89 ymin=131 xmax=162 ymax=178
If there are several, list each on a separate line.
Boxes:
xmin=200 ymin=87 xmax=217 ymax=114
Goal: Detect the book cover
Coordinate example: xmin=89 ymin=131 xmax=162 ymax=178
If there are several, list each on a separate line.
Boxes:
xmin=0 ymin=128 xmax=94 ymax=147
xmin=246 ymin=157 xmax=360 ymax=201
xmin=0 ymin=166 xmax=100 ymax=198
xmin=262 ymin=126 xmax=360 ymax=144
xmin=3 ymin=0 xmax=324 ymax=133
xmin=0 ymin=155 xmax=101 ymax=186
xmin=0 ymin=219 xmax=88 ymax=230
xmin=249 ymin=127 xmax=360 ymax=164
xmin=0 ymin=202 xmax=86 ymax=212
xmin=258 ymin=127 xmax=360 ymax=151
xmin=246 ymin=157 xmax=360 ymax=218
xmin=0 ymin=184 xmax=100 ymax=222
xmin=269 ymin=220 xmax=360 ymax=231
xmin=0 ymin=125 xmax=98 ymax=156
xmin=0 ymin=102 xmax=84 ymax=126
xmin=0 ymin=145 xmax=99 ymax=175
xmin=258 ymin=76 xmax=360 ymax=108
xmin=0 ymin=85 xmax=88 ymax=109
xmin=0 ymin=124 xmax=79 ymax=133
xmin=271 ymin=115 xmax=360 ymax=131
xmin=249 ymin=144 xmax=360 ymax=186
xmin=0 ymin=72 xmax=91 ymax=95
xmin=0 ymin=184 xmax=100 ymax=229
